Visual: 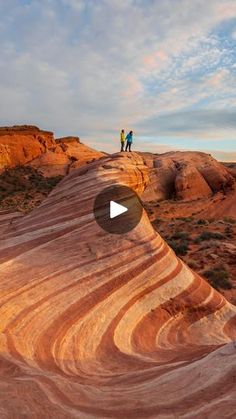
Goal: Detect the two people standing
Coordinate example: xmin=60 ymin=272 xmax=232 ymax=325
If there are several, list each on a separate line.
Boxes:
xmin=120 ymin=129 xmax=134 ymax=152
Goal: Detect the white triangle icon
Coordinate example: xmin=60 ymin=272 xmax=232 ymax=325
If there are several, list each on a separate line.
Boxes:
xmin=110 ymin=200 xmax=128 ymax=219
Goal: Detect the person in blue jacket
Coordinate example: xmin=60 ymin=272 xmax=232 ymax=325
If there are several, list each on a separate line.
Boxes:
xmin=125 ymin=130 xmax=133 ymax=152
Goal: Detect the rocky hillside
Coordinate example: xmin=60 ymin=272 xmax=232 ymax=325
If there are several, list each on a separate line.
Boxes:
xmin=0 ymin=125 xmax=54 ymax=171
xmin=140 ymin=151 xmax=234 ymax=201
xmin=29 ymin=135 xmax=105 ymax=176
xmin=0 ymin=125 xmax=105 ymax=176
xmin=0 ymin=152 xmax=236 ymax=418
xmin=140 ymin=151 xmax=236 ymax=220
xmin=0 ymin=166 xmax=63 ymax=213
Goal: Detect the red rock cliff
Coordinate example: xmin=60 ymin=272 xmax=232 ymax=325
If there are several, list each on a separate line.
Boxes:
xmin=0 ymin=125 xmax=55 ymax=172
xmin=0 ymin=126 xmax=105 ymax=176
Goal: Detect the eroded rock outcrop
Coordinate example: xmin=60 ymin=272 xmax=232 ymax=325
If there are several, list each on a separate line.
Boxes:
xmin=0 ymin=126 xmax=105 ymax=177
xmin=141 ymin=151 xmax=234 ymax=202
xmin=175 ymin=163 xmax=212 ymax=200
xmin=141 ymin=153 xmax=176 ymax=201
xmin=0 ymin=152 xmax=236 ymax=418
xmin=29 ymin=136 xmax=105 ymax=176
xmin=0 ymin=126 xmax=54 ymax=172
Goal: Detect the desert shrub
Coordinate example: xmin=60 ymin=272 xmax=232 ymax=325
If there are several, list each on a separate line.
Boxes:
xmin=167 ymin=239 xmax=189 ymax=256
xmin=203 ymin=266 xmax=232 ymax=290
xmin=154 ymin=218 xmax=163 ymax=223
xmin=166 ymin=239 xmax=178 ymax=252
xmin=224 ymin=226 xmax=233 ymax=238
xmin=30 ymin=174 xmax=63 ymax=190
xmin=171 ymin=231 xmax=189 ymax=240
xmin=0 ymin=167 xmax=63 ymax=199
xmin=0 ymin=166 xmax=63 ymax=212
xmin=196 ymin=219 xmax=208 ymax=225
xmin=196 ymin=231 xmax=225 ymax=242
xmin=152 ymin=218 xmax=164 ymax=229
xmin=185 ymin=259 xmax=199 ymax=269
xmin=176 ymin=217 xmax=193 ymax=222
xmin=223 ymin=217 xmax=236 ymax=224
xmin=176 ymin=242 xmax=189 ymax=256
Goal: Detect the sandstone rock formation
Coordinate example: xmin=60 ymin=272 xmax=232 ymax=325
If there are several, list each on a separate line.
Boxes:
xmin=0 ymin=126 xmax=54 ymax=172
xmin=168 ymin=151 xmax=234 ymax=191
xmin=0 ymin=126 xmax=105 ymax=177
xmin=141 ymin=153 xmax=176 ymax=201
xmin=175 ymin=163 xmax=212 ymax=200
xmin=0 ymin=152 xmax=236 ymax=418
xmin=141 ymin=151 xmax=234 ymax=201
xmin=29 ymin=136 xmax=105 ymax=176
xmin=140 ymin=150 xmax=236 ymax=220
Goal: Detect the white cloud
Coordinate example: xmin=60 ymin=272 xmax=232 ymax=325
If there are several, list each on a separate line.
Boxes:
xmin=0 ymin=0 xmax=235 ymax=154
xmin=62 ymin=0 xmax=86 ymax=12
xmin=205 ymin=150 xmax=236 ymax=162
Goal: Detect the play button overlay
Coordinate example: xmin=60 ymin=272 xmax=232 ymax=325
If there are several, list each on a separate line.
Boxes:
xmin=110 ymin=200 xmax=128 ymax=218
xmin=93 ymin=184 xmax=143 ymax=234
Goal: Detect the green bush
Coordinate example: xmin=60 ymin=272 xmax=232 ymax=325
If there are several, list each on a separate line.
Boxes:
xmin=225 ymin=226 xmax=233 ymax=237
xmin=167 ymin=239 xmax=189 ymax=256
xmin=203 ymin=267 xmax=232 ymax=290
xmin=185 ymin=259 xmax=199 ymax=269
xmin=152 ymin=218 xmax=163 ymax=229
xmin=176 ymin=217 xmax=193 ymax=222
xmin=171 ymin=231 xmax=189 ymax=240
xmin=196 ymin=231 xmax=225 ymax=241
xmin=196 ymin=219 xmax=208 ymax=225
xmin=0 ymin=166 xmax=63 ymax=212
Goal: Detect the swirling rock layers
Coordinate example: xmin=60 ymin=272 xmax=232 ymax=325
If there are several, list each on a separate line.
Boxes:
xmin=0 ymin=152 xmax=236 ymax=418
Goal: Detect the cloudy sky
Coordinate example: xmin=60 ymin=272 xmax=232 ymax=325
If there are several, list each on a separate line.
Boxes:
xmin=0 ymin=0 xmax=236 ymax=160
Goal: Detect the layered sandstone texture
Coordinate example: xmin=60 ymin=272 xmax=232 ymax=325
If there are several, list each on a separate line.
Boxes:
xmin=140 ymin=151 xmax=236 ymax=219
xmin=0 ymin=152 xmax=236 ymax=418
xmin=141 ymin=151 xmax=234 ymax=199
xmin=0 ymin=126 xmax=104 ymax=176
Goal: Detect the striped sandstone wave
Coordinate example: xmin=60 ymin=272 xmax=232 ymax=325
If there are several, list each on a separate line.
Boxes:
xmin=0 ymin=152 xmax=236 ymax=418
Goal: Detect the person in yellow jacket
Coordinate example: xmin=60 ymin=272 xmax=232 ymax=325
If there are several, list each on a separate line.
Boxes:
xmin=120 ymin=129 xmax=125 ymax=151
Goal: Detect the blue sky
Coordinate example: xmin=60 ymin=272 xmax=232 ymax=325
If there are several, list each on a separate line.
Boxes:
xmin=0 ymin=0 xmax=236 ymax=160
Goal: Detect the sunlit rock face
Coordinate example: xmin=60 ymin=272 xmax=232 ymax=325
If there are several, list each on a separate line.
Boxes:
xmin=175 ymin=164 xmax=212 ymax=200
xmin=0 ymin=126 xmax=105 ymax=177
xmin=29 ymin=136 xmax=105 ymax=176
xmin=0 ymin=126 xmax=55 ymax=172
xmin=141 ymin=150 xmax=234 ymax=199
xmin=0 ymin=152 xmax=236 ymax=418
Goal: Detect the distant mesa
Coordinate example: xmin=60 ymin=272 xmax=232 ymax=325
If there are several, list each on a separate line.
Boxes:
xmin=0 ymin=125 xmax=53 ymax=135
